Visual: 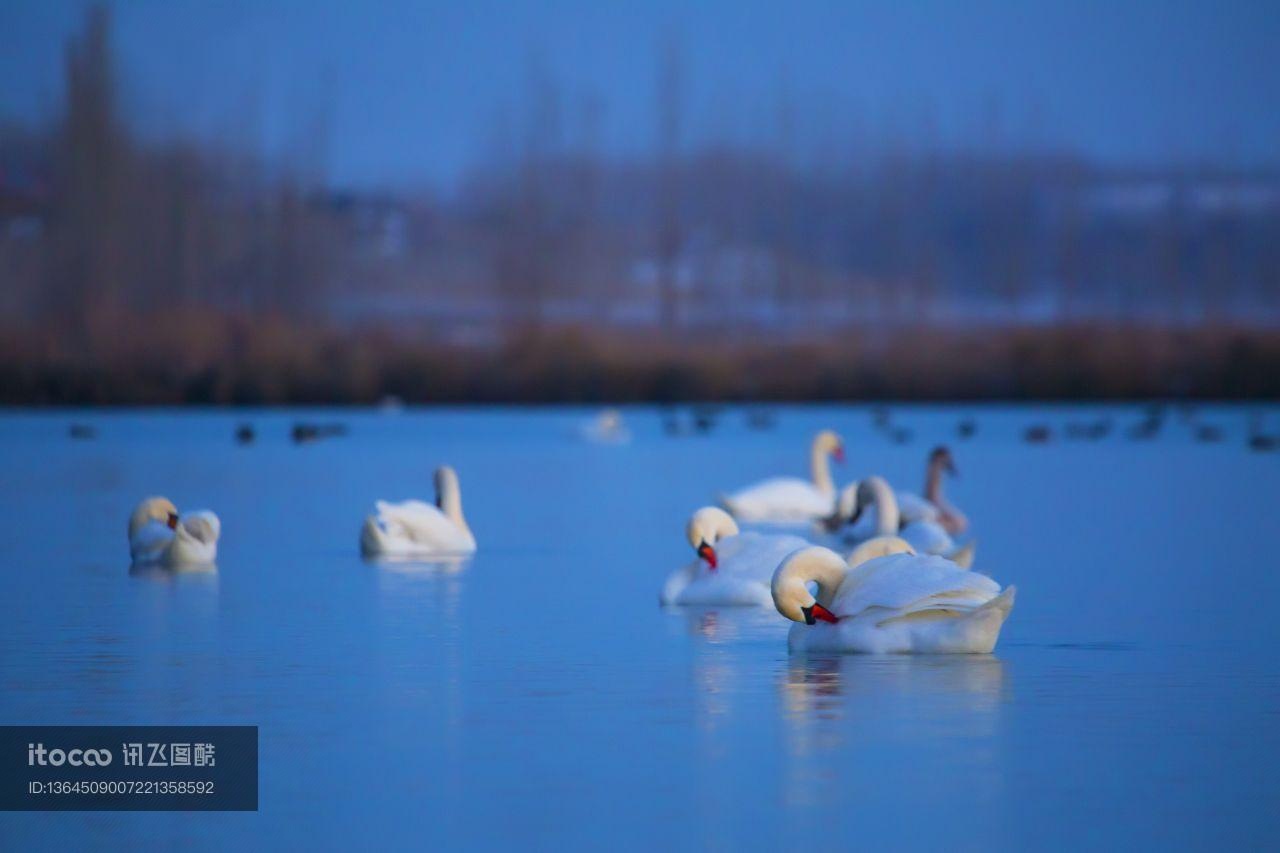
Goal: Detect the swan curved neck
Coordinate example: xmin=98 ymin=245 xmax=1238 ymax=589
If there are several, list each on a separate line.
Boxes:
xmin=810 ymin=440 xmax=834 ymax=496
xmin=782 ymin=552 xmax=848 ymax=607
xmin=437 ymin=476 xmax=469 ymax=532
xmin=925 ymin=457 xmax=945 ymax=503
xmin=865 ymin=477 xmax=899 ymax=535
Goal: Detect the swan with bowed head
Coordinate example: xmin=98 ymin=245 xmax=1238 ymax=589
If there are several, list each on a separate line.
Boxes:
xmin=128 ymin=497 xmax=220 ymax=569
xmin=771 ymin=538 xmax=1015 ymax=654
xmin=660 ymin=507 xmax=811 ymax=606
xmin=719 ymin=429 xmax=845 ymax=523
xmin=361 ymin=466 xmax=476 ymax=558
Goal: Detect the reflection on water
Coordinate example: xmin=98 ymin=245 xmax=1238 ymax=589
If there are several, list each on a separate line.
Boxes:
xmin=670 ymin=605 xmax=781 ymax=643
xmin=778 ymin=655 xmax=1009 ymax=811
xmin=2 ymin=406 xmax=1280 ymax=849
xmin=127 ymin=562 xmax=219 ymax=582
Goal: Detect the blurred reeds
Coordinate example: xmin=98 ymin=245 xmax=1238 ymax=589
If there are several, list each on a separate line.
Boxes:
xmin=0 ymin=6 xmax=1277 ymax=404
xmin=2 ymin=317 xmax=1276 ymax=404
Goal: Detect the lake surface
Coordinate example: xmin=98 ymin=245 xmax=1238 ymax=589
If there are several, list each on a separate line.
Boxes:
xmin=1 ymin=405 xmax=1278 ymax=850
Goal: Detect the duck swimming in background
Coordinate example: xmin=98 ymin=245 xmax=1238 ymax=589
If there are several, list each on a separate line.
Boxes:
xmin=661 ymin=507 xmax=811 ymax=606
xmin=128 ymin=497 xmax=220 ymax=569
xmin=720 ymin=429 xmax=844 ymax=523
xmin=771 ymin=543 xmax=1015 ymax=654
xmin=361 ymin=466 xmax=477 ymax=558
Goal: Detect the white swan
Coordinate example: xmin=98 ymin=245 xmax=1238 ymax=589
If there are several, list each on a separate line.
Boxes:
xmin=661 ymin=507 xmax=811 ymax=606
xmin=361 ymin=466 xmax=477 ymax=558
xmin=848 ymin=476 xmax=975 ymax=565
xmin=720 ymin=430 xmax=844 ymax=523
xmin=771 ymin=544 xmax=1015 ymax=653
xmin=128 ymin=497 xmax=220 ymax=569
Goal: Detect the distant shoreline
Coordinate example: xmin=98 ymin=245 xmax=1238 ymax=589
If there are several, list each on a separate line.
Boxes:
xmin=3 ymin=321 xmax=1277 ymax=405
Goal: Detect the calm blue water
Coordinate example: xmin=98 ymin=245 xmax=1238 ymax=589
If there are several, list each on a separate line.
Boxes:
xmin=1 ymin=405 xmax=1278 ymax=850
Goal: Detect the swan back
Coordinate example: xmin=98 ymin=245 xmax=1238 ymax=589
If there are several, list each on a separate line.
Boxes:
xmin=833 ymin=552 xmax=1000 ymax=618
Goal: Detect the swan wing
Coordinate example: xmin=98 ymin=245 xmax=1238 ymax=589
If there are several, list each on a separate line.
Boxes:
xmin=716 ymin=531 xmax=811 ymax=580
xmin=899 ymin=520 xmax=954 ymax=555
xmin=372 ymin=500 xmax=471 ymax=551
xmin=895 ymin=491 xmax=939 ymax=524
xmin=375 ymin=500 xmax=450 ymax=538
xmin=129 ymin=520 xmax=173 ymax=562
xmin=722 ymin=478 xmax=833 ymax=521
xmin=833 ymin=553 xmax=1000 ymax=617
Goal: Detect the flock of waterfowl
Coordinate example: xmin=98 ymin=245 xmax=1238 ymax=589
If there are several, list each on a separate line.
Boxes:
xmin=119 ymin=403 xmax=1272 ymax=655
xmin=660 ymin=431 xmax=1008 ymax=654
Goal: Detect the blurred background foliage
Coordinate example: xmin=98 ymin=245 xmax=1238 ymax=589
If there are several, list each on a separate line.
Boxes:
xmin=1 ymin=5 xmax=1277 ymax=403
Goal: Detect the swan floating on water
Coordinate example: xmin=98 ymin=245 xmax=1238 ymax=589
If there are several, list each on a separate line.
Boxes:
xmin=825 ymin=446 xmax=967 ymax=538
xmin=660 ymin=507 xmax=811 ymax=606
xmin=771 ymin=543 xmax=1015 ymax=653
xmin=845 ymin=475 xmax=975 ymax=566
xmin=720 ymin=429 xmax=844 ymax=523
xmin=128 ymin=497 xmax=220 ymax=569
xmin=361 ymin=466 xmax=477 ymax=558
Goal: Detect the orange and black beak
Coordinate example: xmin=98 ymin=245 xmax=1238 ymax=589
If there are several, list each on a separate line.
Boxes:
xmin=801 ymin=602 xmax=839 ymax=625
xmin=833 ymin=444 xmax=845 ymax=463
xmin=696 ymin=541 xmax=717 ymax=569
xmin=166 ymin=512 xmax=179 ymax=530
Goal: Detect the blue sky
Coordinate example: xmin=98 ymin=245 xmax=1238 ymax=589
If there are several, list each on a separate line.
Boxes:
xmin=2 ymin=0 xmax=1277 ymax=188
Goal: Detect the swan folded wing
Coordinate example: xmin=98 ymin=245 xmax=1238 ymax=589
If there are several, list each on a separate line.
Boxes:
xmin=895 ymin=491 xmax=939 ymax=524
xmin=715 ymin=531 xmax=811 ymax=578
xmin=129 ymin=520 xmax=173 ymax=562
xmin=180 ymin=511 xmax=220 ymax=544
xmin=724 ymin=478 xmax=833 ymax=518
xmin=833 ymin=554 xmax=1000 ymax=617
xmin=899 ymin=521 xmax=953 ymax=555
xmin=373 ymin=500 xmax=456 ymax=543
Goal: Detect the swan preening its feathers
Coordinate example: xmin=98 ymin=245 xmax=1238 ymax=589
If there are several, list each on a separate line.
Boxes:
xmin=128 ymin=497 xmax=220 ymax=569
xmin=720 ymin=430 xmax=845 ymax=523
xmin=661 ymin=507 xmax=811 ymax=606
xmin=361 ymin=466 xmax=477 ymax=558
xmin=771 ymin=544 xmax=1015 ymax=654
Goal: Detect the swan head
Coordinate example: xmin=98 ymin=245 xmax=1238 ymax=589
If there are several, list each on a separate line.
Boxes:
xmin=685 ymin=506 xmax=739 ymax=569
xmin=771 ymin=546 xmax=844 ymax=625
xmin=930 ymin=445 xmax=957 ymax=476
xmin=129 ymin=496 xmax=179 ymax=539
xmin=814 ymin=429 xmax=845 ymax=463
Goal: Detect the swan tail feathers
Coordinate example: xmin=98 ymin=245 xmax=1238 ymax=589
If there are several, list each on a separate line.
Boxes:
xmin=977 ymin=585 xmax=1016 ymax=617
xmin=946 ymin=539 xmax=977 ymax=569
